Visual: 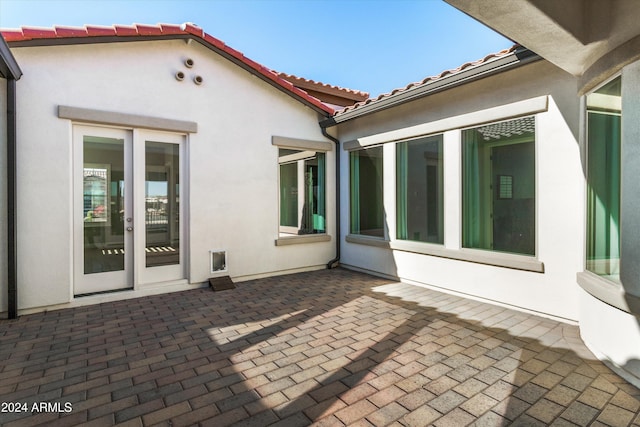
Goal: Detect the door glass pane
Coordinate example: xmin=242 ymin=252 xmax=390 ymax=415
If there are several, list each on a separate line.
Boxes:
xmin=145 ymin=141 xmax=180 ymax=267
xmin=83 ymin=136 xmax=125 ymax=274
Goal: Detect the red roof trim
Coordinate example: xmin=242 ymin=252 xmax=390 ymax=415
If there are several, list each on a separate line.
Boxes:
xmin=202 ymin=32 xmax=226 ymax=51
xmin=277 ymin=72 xmax=369 ymax=100
xmin=135 ymin=23 xmax=163 ymax=36
xmin=54 ymin=26 xmax=90 ymax=38
xmin=21 ymin=27 xmax=57 ymax=39
xmin=0 ymin=23 xmax=334 ymax=115
xmin=1 ymin=30 xmax=25 ymax=42
xmin=181 ymin=22 xmax=203 ymax=38
xmin=114 ymin=25 xmax=138 ymax=36
xmin=158 ymin=23 xmax=185 ymax=36
xmin=85 ymin=25 xmax=117 ymax=37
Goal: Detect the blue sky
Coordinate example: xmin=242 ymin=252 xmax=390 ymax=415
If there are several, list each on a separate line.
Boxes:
xmin=0 ymin=0 xmax=512 ymax=97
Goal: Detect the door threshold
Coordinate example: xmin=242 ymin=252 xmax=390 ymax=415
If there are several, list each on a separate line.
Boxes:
xmin=74 ymin=287 xmax=134 ymax=298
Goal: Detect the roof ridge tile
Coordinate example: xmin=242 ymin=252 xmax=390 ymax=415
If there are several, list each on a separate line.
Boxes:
xmin=113 ymin=24 xmax=138 ymax=36
xmin=85 ymin=25 xmax=117 ymax=36
xmin=277 ymin=71 xmax=369 ymax=97
xmin=53 ymin=26 xmax=89 ymax=38
xmin=134 ymin=23 xmax=163 ymax=36
xmin=0 ymin=29 xmax=24 ymax=42
xmin=21 ymin=26 xmax=57 ymax=39
xmin=202 ymin=32 xmax=225 ymax=50
xmin=180 ymin=22 xmax=203 ymax=38
xmin=158 ymin=23 xmax=184 ymax=35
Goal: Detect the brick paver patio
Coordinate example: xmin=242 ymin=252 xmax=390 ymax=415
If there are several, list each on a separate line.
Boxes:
xmin=1 ymin=268 xmax=639 ymax=426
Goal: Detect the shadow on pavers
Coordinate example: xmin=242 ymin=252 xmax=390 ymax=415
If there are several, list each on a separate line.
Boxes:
xmin=1 ymin=268 xmax=639 ymax=426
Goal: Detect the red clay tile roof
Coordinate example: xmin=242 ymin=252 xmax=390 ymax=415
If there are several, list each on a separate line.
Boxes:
xmin=335 ymin=44 xmax=520 ymax=117
xmin=277 ymin=72 xmax=369 ymax=102
xmin=0 ymin=23 xmax=336 ymax=115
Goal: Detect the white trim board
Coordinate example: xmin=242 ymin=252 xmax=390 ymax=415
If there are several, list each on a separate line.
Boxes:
xmin=344 ymin=95 xmax=548 ymax=151
xmin=59 ymin=105 xmax=197 ymax=133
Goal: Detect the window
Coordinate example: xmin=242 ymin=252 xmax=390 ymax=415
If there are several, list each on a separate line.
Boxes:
xmin=586 ymin=76 xmax=621 ymax=282
xmin=278 ymin=148 xmax=326 ymax=235
xmin=462 ymin=116 xmax=536 ymax=255
xmin=396 ymin=135 xmax=443 ymax=244
xmin=350 ymin=146 xmax=384 ymax=237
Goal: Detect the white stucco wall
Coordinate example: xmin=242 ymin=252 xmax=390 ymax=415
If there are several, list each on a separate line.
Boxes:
xmin=335 ymin=60 xmax=585 ymax=321
xmin=0 ymin=79 xmax=7 ymax=312
xmin=8 ymin=39 xmax=335 ymax=312
xmin=580 ymin=288 xmax=640 ymax=388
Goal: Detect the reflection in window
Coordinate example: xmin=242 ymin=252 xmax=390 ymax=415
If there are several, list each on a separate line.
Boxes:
xmin=145 ymin=141 xmax=180 ymax=267
xmin=350 ymin=146 xmax=384 ymax=237
xmin=397 ymin=135 xmax=443 ymax=244
xmin=278 ymin=148 xmax=326 ymax=235
xmin=586 ymin=77 xmax=621 ymax=282
xmin=83 ymin=137 xmax=125 ymax=274
xmin=462 ymin=116 xmax=536 ymax=255
xmin=83 ymin=167 xmax=109 ymax=223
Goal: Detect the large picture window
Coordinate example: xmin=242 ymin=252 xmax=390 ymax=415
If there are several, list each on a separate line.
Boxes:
xmin=350 ymin=146 xmax=384 ymax=237
xmin=396 ymin=135 xmax=443 ymax=244
xmin=278 ymin=148 xmax=326 ymax=235
xmin=462 ymin=116 xmax=536 ymax=255
xmin=586 ymin=77 xmax=621 ymax=282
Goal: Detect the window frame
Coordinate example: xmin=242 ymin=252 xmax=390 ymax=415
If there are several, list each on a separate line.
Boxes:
xmin=342 ymin=97 xmax=547 ymax=271
xmin=584 ymin=74 xmax=622 ymax=283
xmin=272 ymin=136 xmax=332 ymax=246
xmin=395 ymin=134 xmax=444 ymax=245
xmin=277 ymin=149 xmax=326 ymax=236
xmin=349 ymin=145 xmax=385 ymax=239
xmin=461 ymin=115 xmax=537 ymax=257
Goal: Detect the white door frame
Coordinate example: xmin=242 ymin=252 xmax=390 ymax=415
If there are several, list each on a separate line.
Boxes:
xmin=73 ymin=125 xmax=187 ymax=295
xmin=73 ymin=125 xmax=133 ymax=294
xmin=134 ymin=129 xmax=186 ymax=286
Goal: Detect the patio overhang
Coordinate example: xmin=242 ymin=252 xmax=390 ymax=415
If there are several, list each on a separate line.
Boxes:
xmin=445 ymin=0 xmax=640 ymax=93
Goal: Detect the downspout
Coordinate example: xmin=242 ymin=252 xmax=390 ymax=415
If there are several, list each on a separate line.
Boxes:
xmin=322 ymin=126 xmax=340 ymax=269
xmin=7 ymin=78 xmax=17 ymax=319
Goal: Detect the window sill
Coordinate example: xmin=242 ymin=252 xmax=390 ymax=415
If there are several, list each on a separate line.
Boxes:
xmin=346 ymin=234 xmax=390 ymax=248
xmin=344 ymin=235 xmax=544 ymax=272
xmin=577 ymin=271 xmax=640 ymax=316
xmin=390 ymin=240 xmax=545 ymax=273
xmin=275 ymin=234 xmax=331 ymax=246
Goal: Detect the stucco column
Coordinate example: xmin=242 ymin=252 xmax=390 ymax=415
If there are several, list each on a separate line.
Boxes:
xmin=620 ymin=60 xmax=640 ymax=304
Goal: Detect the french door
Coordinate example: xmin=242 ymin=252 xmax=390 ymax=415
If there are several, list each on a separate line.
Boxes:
xmin=73 ymin=125 xmax=185 ymax=295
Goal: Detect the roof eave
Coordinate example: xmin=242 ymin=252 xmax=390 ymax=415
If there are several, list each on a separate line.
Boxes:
xmin=321 ymin=47 xmax=541 ymax=128
xmin=6 ymin=32 xmax=333 ymax=117
xmin=189 ymin=36 xmax=334 ymax=116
